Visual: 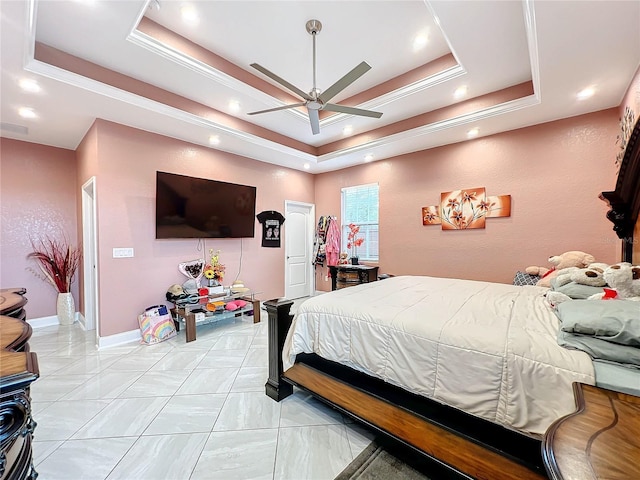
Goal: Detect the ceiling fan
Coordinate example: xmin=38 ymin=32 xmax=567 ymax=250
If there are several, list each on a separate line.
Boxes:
xmin=248 ymin=19 xmax=383 ymax=135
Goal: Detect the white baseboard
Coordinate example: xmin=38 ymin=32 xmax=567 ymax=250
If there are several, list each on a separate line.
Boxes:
xmin=97 ymin=329 xmax=141 ymax=350
xmin=27 ymin=313 xmax=140 ymax=351
xmin=28 ymin=311 xmax=82 ymax=329
xmin=27 ymin=315 xmax=59 ymax=329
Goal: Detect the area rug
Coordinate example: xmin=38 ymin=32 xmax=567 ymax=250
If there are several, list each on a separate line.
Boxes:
xmin=334 ymin=441 xmax=431 ymax=480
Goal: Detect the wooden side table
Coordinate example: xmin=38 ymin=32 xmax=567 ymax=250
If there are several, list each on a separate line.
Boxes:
xmin=543 ymin=383 xmax=640 ymax=480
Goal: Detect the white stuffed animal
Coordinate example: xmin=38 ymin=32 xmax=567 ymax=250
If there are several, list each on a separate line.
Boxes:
xmin=588 ymin=264 xmax=640 ymax=301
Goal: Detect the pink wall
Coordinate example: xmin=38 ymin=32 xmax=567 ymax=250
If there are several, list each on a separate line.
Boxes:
xmin=314 ymin=110 xmax=621 ymax=289
xmin=0 ymin=108 xmax=626 ymax=334
xmin=620 ymin=64 xmax=640 ymax=115
xmin=78 ymin=120 xmax=314 ymax=337
xmin=0 ymin=138 xmax=79 ymax=318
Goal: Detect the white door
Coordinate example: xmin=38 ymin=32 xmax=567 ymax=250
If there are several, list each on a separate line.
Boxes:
xmin=284 ymin=201 xmax=315 ymax=299
xmin=82 ymin=177 xmax=100 ymax=345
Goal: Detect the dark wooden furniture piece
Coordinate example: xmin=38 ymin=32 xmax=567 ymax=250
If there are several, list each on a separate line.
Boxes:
xmin=0 ymin=289 xmax=39 ymax=480
xmin=0 ymin=288 xmax=28 ymax=321
xmin=600 ymin=115 xmax=640 ymax=262
xmin=543 ymin=383 xmax=640 ymax=480
xmin=328 ymin=265 xmax=379 ymax=291
xmin=264 ymin=116 xmax=640 ymax=480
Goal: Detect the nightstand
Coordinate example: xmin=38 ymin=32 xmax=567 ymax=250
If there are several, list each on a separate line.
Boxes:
xmin=328 ymin=265 xmax=379 ymax=291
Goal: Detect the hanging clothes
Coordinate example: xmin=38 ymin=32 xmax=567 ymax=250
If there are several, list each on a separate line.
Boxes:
xmin=325 ymin=217 xmax=341 ymax=267
xmin=313 ymin=216 xmax=330 ymax=266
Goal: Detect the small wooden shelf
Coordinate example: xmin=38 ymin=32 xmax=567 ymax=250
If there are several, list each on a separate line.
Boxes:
xmin=328 ymin=265 xmax=379 ymax=291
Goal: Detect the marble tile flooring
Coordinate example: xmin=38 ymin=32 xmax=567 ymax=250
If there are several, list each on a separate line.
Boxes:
xmin=29 ymin=303 xmax=375 ymax=480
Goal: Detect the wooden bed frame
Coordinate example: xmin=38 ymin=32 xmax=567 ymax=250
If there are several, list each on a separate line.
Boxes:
xmin=265 ymin=116 xmax=640 ymax=480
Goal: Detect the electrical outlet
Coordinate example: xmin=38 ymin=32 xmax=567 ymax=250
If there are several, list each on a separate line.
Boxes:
xmin=113 ymin=247 xmax=134 ymax=258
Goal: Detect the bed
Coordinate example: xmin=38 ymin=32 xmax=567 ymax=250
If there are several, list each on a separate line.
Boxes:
xmin=265 ymin=116 xmax=640 ymax=480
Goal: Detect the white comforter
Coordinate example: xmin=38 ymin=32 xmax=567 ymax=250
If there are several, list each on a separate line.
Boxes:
xmin=283 ymin=275 xmax=595 ymax=436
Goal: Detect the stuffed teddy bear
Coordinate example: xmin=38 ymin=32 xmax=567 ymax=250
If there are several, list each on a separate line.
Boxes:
xmin=526 ymin=251 xmax=596 ymax=288
xmin=338 ymin=252 xmax=349 ymax=265
xmin=554 ymin=262 xmax=609 ymax=288
xmin=588 ymin=264 xmax=640 ymax=301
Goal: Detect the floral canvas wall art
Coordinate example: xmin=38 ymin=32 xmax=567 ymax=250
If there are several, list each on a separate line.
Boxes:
xmin=422 ymin=188 xmax=511 ymax=230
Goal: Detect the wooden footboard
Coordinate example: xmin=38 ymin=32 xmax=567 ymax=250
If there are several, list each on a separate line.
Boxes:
xmin=264 ymin=299 xmax=548 ymax=480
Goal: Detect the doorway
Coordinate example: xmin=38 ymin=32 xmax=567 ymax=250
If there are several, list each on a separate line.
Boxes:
xmin=82 ymin=177 xmax=100 ymax=345
xmin=284 ymin=201 xmax=315 ymax=299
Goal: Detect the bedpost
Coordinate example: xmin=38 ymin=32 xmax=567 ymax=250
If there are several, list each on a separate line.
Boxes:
xmin=264 ymin=298 xmax=294 ymax=401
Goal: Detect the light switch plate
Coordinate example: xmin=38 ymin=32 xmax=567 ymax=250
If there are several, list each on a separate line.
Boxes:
xmin=113 ymin=247 xmax=134 ymax=258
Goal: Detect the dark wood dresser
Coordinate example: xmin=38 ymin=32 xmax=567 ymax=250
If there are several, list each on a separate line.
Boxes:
xmin=543 ymin=383 xmax=640 ymax=480
xmin=1 ymin=288 xmax=39 ymax=480
xmin=328 ymin=265 xmax=379 ymax=291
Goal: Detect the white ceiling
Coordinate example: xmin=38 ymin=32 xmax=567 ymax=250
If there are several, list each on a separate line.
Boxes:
xmin=1 ymin=0 xmax=639 ymax=173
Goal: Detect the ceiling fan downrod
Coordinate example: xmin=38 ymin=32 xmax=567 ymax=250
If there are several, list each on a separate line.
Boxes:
xmin=306 ymin=19 xmax=322 ymax=100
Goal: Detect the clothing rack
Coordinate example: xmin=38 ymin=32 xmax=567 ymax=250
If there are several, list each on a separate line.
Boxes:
xmin=313 ymin=215 xmax=337 ymax=266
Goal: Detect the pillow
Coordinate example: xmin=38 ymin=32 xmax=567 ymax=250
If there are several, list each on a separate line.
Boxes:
xmin=556 ymin=300 xmax=640 ymax=347
xmin=550 ymin=280 xmax=605 ymax=299
xmin=513 ymin=271 xmax=539 ymax=286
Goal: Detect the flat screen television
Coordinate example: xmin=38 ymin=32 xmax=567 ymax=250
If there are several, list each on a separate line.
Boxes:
xmin=155 ymin=171 xmax=256 ymax=239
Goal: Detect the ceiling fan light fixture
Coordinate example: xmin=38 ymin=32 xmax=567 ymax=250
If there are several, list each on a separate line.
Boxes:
xmin=248 ymin=19 xmax=382 ymax=135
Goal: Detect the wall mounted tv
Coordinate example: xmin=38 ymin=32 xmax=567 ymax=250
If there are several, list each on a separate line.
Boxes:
xmin=155 ymin=171 xmax=256 ymax=239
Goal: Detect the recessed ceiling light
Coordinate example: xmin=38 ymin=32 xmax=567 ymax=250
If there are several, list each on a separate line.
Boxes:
xmin=576 ymin=87 xmax=595 ymax=100
xmin=180 ymin=5 xmax=199 ymax=24
xmin=413 ymin=34 xmax=428 ymax=52
xmin=364 ymin=154 xmax=374 ymax=163
xmin=19 ymin=79 xmax=41 ymax=93
xmin=454 ymin=85 xmax=467 ymax=99
xmin=303 ymin=163 xmax=310 ymax=170
xmin=209 ymin=135 xmax=220 ymax=145
xmin=229 ymin=100 xmax=240 ymax=112
xmin=18 ymin=107 xmax=36 ymax=119
xmin=467 ymin=128 xmax=479 ymax=138
xmin=343 ymin=125 xmax=353 ymax=136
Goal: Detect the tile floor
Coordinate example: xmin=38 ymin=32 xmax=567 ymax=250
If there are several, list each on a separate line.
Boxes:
xmin=28 ymin=302 xmax=375 ymax=480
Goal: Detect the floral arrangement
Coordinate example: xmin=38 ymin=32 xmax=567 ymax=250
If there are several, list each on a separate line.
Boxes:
xmin=204 ymin=248 xmax=225 ymax=284
xmin=28 ymin=236 xmax=82 ymax=293
xmin=346 ymin=223 xmax=364 ymax=258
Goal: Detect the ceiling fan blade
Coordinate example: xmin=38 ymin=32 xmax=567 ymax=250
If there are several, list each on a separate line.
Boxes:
xmin=323 ymin=103 xmax=383 ymax=118
xmin=309 ymin=109 xmax=320 ymax=135
xmin=250 ymin=63 xmax=313 ymax=101
xmin=318 ymin=61 xmax=371 ymax=104
xmin=247 ymin=102 xmax=306 ymax=116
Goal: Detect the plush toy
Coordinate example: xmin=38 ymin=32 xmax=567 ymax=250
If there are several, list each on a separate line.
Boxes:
xmin=588 ymin=264 xmax=640 ymax=301
xmin=554 ymin=262 xmax=609 ymax=288
xmin=338 ymin=252 xmax=349 ymax=265
xmin=526 ymin=251 xmax=596 ymax=288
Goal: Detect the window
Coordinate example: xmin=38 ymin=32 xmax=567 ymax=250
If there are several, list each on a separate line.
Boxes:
xmin=341 ymin=183 xmax=379 ymax=261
